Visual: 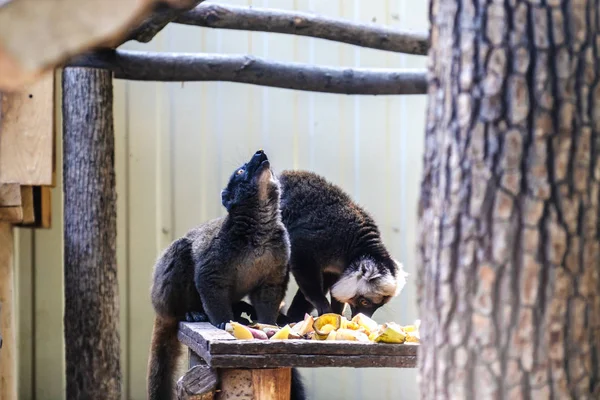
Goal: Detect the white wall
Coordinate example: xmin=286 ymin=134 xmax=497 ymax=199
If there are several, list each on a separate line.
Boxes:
xmin=15 ymin=1 xmax=428 ymax=398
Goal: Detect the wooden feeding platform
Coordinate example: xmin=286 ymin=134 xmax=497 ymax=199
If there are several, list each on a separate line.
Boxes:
xmin=176 ymin=322 xmax=418 ymax=399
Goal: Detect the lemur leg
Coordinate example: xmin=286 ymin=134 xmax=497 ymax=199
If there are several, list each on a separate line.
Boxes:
xmin=194 ymin=271 xmax=234 ymax=327
xmin=292 ymin=259 xmax=331 ymax=315
xmin=249 ymin=282 xmax=286 ymax=326
xmin=323 ymin=273 xmax=345 ymax=315
xmin=286 ymin=288 xmax=316 ymax=321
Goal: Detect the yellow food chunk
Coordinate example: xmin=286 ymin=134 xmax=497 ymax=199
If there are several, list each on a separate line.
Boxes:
xmin=313 ymin=313 xmax=342 ymax=340
xmin=335 ymin=328 xmax=370 ymax=342
xmin=351 ymin=313 xmax=379 ymax=332
xmin=319 ymin=324 xmax=336 ymax=334
xmin=270 ymin=324 xmax=292 ymax=340
xmin=230 ymin=321 xmax=254 ymax=340
xmin=372 ymin=323 xmax=406 ymax=344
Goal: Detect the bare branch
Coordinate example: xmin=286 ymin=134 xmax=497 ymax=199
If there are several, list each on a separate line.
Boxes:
xmin=175 ymin=3 xmax=429 ymax=55
xmin=67 ymin=50 xmax=427 ymax=95
xmin=125 ymin=0 xmax=205 ymax=43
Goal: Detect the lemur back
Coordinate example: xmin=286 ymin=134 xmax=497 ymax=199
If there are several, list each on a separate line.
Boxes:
xmin=279 ymin=170 xmax=406 ymax=320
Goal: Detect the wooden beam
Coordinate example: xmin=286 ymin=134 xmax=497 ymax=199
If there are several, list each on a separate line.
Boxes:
xmin=62 ymin=67 xmax=120 ymax=398
xmin=18 ymin=186 xmax=34 ymax=225
xmin=0 ymin=223 xmax=16 ymax=400
xmin=0 ymin=0 xmax=156 ymax=91
xmin=0 ymin=184 xmax=21 ymax=207
xmin=0 ymin=184 xmax=48 ymax=226
xmin=0 ymin=72 xmax=55 ymax=185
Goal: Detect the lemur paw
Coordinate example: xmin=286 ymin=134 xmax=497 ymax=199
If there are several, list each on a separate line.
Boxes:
xmin=185 ymin=311 xmax=209 ymax=323
xmin=216 ymin=322 xmax=227 ymax=331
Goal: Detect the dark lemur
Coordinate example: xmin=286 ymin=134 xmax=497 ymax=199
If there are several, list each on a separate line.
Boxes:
xmin=147 ymin=150 xmax=291 ymax=400
xmin=279 ymin=170 xmax=407 ymax=321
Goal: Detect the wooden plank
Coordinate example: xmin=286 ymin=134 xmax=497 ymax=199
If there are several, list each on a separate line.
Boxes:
xmin=209 ymin=340 xmax=418 ymax=357
xmin=0 ymin=0 xmax=158 ymax=92
xmin=0 ymin=184 xmax=21 ymax=206
xmin=179 ymin=322 xmax=418 ymax=356
xmin=208 ymin=354 xmax=417 ymax=369
xmin=0 ymin=207 xmax=22 ymax=223
xmin=0 ymin=223 xmax=16 ymax=400
xmin=178 ymin=323 xmax=418 ymax=369
xmin=0 ymin=72 xmax=55 ymax=185
xmin=19 ymin=186 xmax=34 ymax=224
xmin=216 ymin=369 xmax=291 ymax=400
xmin=217 ymin=370 xmax=253 ymax=400
xmin=251 ymin=369 xmax=290 ymax=400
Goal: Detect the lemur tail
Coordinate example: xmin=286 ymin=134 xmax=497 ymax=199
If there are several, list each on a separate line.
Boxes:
xmin=291 ymin=368 xmax=307 ymax=400
xmin=147 ymin=316 xmax=181 ymax=400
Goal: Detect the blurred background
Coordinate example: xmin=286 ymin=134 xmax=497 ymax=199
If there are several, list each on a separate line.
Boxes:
xmin=13 ymin=0 xmax=428 ymax=398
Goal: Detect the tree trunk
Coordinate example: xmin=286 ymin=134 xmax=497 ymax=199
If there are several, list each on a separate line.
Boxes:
xmin=62 ymin=68 xmax=120 ymax=400
xmin=418 ymin=1 xmax=600 ymax=399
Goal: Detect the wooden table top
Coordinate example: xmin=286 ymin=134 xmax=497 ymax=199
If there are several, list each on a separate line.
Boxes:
xmin=178 ymin=322 xmax=418 ymax=369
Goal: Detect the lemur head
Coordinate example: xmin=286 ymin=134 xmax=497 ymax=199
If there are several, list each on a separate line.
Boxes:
xmin=330 ymin=256 xmax=407 ymax=318
xmin=221 ymin=149 xmax=281 ymax=212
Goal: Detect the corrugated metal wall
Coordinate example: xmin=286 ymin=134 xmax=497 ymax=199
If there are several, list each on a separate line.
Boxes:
xmin=14 ymin=0 xmax=428 ymax=398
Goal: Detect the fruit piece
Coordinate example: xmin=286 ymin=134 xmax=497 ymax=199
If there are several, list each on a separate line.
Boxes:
xmin=230 ymin=321 xmax=255 ymax=340
xmin=249 ymin=323 xmax=281 ymax=331
xmin=291 ymin=314 xmax=315 ymax=336
xmin=372 ymin=323 xmax=406 ymax=344
xmin=270 ymin=324 xmax=292 ymax=340
xmin=313 ymin=313 xmax=342 ymax=340
xmin=264 ymin=329 xmax=277 ymax=338
xmin=326 ymin=331 xmax=337 ymax=340
xmin=405 ymin=333 xmax=420 ymax=343
xmin=344 ymin=320 xmax=361 ymax=330
xmin=351 ymin=313 xmax=379 ymax=332
xmin=320 ymin=324 xmax=336 ymax=334
xmin=288 ymin=331 xmax=303 ymax=340
xmin=335 ymin=328 xmax=370 ymax=342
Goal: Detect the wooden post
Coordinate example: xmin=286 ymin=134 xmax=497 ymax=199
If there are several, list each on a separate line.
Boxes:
xmin=62 ymin=68 xmax=120 ymax=399
xmin=217 ymin=369 xmax=291 ymax=400
xmin=0 ymin=223 xmax=16 ymax=400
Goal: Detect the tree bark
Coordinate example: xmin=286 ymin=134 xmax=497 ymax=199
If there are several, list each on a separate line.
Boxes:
xmin=418 ymin=0 xmax=600 ymax=399
xmin=62 ymin=68 xmax=120 ymax=400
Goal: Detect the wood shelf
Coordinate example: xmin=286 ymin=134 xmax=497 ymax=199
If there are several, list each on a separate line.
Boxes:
xmin=178 ymin=322 xmax=418 ymax=369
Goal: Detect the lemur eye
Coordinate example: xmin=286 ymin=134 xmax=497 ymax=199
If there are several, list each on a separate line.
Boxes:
xmin=236 ymin=169 xmax=244 ymax=175
xmin=359 ymin=298 xmax=371 ymax=307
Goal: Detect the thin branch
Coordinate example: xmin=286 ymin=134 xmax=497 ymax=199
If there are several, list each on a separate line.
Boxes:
xmin=175 ymin=3 xmax=429 ymax=56
xmin=67 ymin=50 xmax=427 ymax=95
xmin=125 ymin=0 xmax=206 ymax=43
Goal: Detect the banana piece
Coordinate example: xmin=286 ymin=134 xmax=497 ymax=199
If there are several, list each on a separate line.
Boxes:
xmin=335 ymin=328 xmax=370 ymax=342
xmin=372 ymin=322 xmax=407 ymax=344
xmin=313 ymin=313 xmax=342 ymax=340
xmin=351 ymin=313 xmax=379 ymax=332
xmin=291 ymin=313 xmax=315 ymax=336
